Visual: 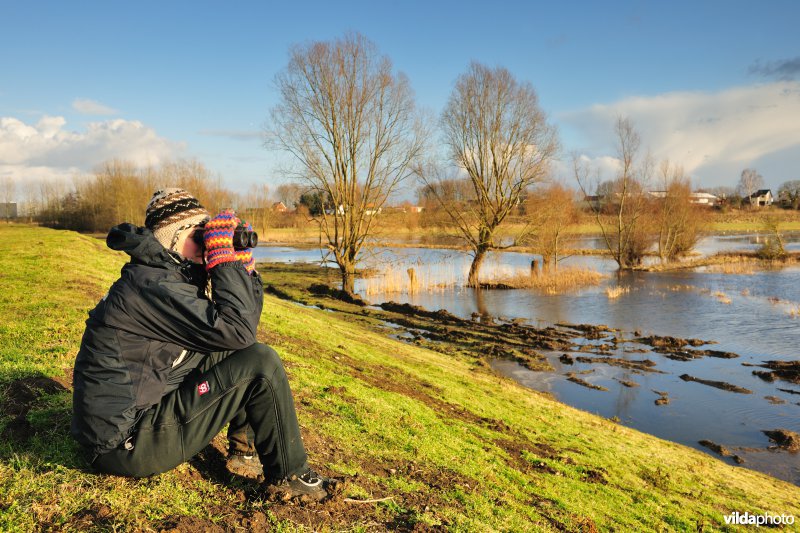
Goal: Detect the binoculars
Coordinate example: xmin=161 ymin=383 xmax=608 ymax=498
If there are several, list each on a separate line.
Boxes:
xmin=192 ymin=223 xmax=259 ymax=250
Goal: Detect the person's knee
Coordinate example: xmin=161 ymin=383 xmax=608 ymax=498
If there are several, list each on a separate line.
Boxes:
xmin=239 ymin=342 xmax=283 ymax=377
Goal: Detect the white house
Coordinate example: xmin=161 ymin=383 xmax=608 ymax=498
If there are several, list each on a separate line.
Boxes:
xmin=748 ymin=189 xmax=773 ymax=207
xmin=689 ymin=192 xmax=718 ymax=206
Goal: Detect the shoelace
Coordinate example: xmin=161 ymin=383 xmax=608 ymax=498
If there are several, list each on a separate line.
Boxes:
xmin=299 ymin=470 xmax=321 ymax=484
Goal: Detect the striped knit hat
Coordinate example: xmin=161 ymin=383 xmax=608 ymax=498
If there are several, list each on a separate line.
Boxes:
xmin=145 ymin=188 xmax=210 ymax=250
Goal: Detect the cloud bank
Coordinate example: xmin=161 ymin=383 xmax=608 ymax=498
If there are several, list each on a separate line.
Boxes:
xmin=560 ymin=81 xmax=800 ymax=187
xmin=0 ymin=115 xmax=182 ymax=184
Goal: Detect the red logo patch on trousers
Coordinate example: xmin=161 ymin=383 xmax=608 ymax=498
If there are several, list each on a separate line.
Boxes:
xmin=197 ymin=381 xmax=210 ymax=396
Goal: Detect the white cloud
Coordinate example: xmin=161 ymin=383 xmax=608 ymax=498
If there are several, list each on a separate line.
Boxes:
xmin=560 ymin=81 xmax=800 ymax=187
xmin=72 ymin=98 xmax=119 ymax=115
xmin=0 ymin=115 xmax=182 ymax=183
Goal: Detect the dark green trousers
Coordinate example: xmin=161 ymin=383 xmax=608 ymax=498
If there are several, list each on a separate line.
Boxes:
xmin=92 ymin=343 xmax=308 ymax=482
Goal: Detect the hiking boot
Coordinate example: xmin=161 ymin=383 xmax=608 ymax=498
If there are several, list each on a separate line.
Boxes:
xmin=226 ymin=453 xmax=264 ymax=481
xmin=265 ymin=468 xmax=336 ymax=502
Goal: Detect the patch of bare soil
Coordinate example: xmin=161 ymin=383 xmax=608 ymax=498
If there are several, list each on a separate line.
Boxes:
xmin=179 ymin=420 xmax=463 ymax=531
xmin=555 ymin=323 xmax=618 ymax=339
xmin=528 ymin=494 xmax=600 ymax=532
xmin=698 ymin=440 xmax=745 ymax=464
xmin=309 ymin=283 xmax=369 ymax=306
xmin=637 ymin=335 xmax=709 ymax=349
xmin=634 ymin=335 xmax=736 ymax=362
xmin=679 ymin=374 xmax=752 ymax=394
xmin=65 ymin=504 xmax=115 ymax=532
xmin=380 ymin=302 xmax=461 ymax=323
xmin=762 ymin=429 xmax=800 ymax=452
xmin=378 ymin=301 xmax=581 ymax=359
xmin=0 ymin=376 xmax=68 ymax=442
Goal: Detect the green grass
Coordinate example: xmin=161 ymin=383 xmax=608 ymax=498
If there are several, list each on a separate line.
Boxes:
xmin=1 ymin=224 xmax=799 ymax=531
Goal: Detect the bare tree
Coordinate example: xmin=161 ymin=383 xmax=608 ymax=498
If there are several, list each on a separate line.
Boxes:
xmin=526 ymin=183 xmax=577 ymax=270
xmin=0 ymin=176 xmax=15 ymax=222
xmin=758 ymin=215 xmax=786 ymax=259
xmin=653 ymin=160 xmax=706 ymax=263
xmin=275 ymin=182 xmax=304 ymax=208
xmin=575 ymin=117 xmax=654 ymax=269
xmin=269 ymin=33 xmax=425 ymax=294
xmin=21 ymin=179 xmax=40 ymax=222
xmin=778 ymin=180 xmax=800 ymax=209
xmin=241 ymin=184 xmax=273 ymax=235
xmin=419 ymin=63 xmax=558 ymax=287
xmin=738 ymin=168 xmax=764 ymax=207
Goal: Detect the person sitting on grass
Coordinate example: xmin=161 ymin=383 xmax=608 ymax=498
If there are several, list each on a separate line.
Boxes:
xmin=71 ymin=188 xmax=334 ymax=501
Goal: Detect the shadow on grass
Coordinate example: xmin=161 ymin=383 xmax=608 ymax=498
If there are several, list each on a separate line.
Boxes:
xmin=0 ymin=372 xmax=91 ymax=471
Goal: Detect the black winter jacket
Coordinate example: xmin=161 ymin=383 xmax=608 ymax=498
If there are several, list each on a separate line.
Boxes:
xmin=71 ymin=223 xmax=264 ymax=457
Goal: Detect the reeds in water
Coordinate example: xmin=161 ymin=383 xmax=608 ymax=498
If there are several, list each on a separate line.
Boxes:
xmin=361 ymin=263 xmax=605 ymax=296
xmin=489 ymin=267 xmax=606 ymax=294
xmin=707 ymin=261 xmax=756 ymax=274
xmin=361 ymin=263 xmax=464 ymax=296
xmin=605 ymin=285 xmax=630 ymax=299
xmin=713 ymin=291 xmax=732 ymax=304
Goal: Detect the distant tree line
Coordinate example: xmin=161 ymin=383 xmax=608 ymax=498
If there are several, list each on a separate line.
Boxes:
xmin=25 ymin=159 xmax=305 ymax=236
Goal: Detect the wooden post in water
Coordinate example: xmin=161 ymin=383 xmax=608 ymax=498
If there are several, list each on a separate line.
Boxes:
xmin=407 ymin=267 xmax=418 ymax=293
xmin=530 ymin=260 xmax=539 ymax=278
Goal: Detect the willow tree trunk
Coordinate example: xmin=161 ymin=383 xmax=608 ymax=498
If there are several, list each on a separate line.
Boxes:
xmin=340 ymin=262 xmax=356 ymax=295
xmin=467 ymin=246 xmax=489 ymax=288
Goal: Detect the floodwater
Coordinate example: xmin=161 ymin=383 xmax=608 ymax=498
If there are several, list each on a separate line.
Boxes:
xmin=253 ymin=235 xmax=800 ymax=485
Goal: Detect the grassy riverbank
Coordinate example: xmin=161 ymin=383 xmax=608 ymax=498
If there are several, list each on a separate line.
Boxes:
xmin=1 ymin=224 xmax=799 ymax=531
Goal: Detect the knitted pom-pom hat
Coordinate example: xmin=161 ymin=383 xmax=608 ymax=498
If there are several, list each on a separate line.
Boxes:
xmin=145 ymin=188 xmax=210 ymax=250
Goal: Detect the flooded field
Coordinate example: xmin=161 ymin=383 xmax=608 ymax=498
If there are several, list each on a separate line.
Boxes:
xmin=254 ymin=234 xmax=800 ymax=484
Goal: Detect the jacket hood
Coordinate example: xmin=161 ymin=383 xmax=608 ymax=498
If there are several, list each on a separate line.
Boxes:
xmin=107 ymin=223 xmax=176 ymax=267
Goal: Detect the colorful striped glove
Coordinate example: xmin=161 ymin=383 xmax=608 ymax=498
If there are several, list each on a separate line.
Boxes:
xmin=234 ymin=220 xmax=257 ymax=275
xmin=203 ymin=209 xmax=239 ymax=271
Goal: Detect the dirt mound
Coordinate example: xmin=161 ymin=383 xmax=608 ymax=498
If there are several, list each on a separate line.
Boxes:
xmin=763 ymin=429 xmax=800 ymax=451
xmin=0 ymin=376 xmax=69 ymax=442
xmin=556 ymin=323 xmax=618 ymax=339
xmin=637 ymin=335 xmax=708 ymax=349
xmin=753 ymin=360 xmax=800 ymax=384
xmin=653 ymin=390 xmax=670 ymax=406
xmin=698 ymin=440 xmax=745 ymax=464
xmin=380 ymin=301 xmax=460 ymax=322
xmin=566 ymin=373 xmax=608 ymax=391
xmin=308 ymin=283 xmax=369 ymax=306
xmin=679 ymin=374 xmax=752 ymax=394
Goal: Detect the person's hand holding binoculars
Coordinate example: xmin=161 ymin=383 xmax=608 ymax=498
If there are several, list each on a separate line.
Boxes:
xmin=201 ymin=210 xmax=257 ymax=274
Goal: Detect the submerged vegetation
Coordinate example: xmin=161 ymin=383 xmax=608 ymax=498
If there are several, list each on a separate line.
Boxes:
xmin=361 ymin=262 xmax=605 ymax=296
xmin=485 ymin=266 xmax=606 ymax=294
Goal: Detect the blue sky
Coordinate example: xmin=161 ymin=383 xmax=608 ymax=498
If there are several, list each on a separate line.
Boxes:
xmin=1 ymin=0 xmax=799 ymax=199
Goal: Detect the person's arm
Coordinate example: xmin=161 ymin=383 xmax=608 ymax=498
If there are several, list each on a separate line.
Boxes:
xmin=105 ymin=211 xmax=264 ymax=352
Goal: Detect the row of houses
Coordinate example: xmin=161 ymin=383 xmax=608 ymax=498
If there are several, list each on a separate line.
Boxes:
xmin=272 ymin=201 xmax=425 ymax=216
xmin=585 ymin=190 xmax=775 ymax=209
